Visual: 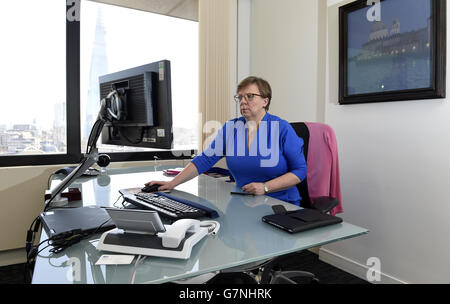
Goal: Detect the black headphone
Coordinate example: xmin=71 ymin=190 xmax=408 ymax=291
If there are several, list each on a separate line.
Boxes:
xmin=107 ymin=89 xmax=127 ymax=121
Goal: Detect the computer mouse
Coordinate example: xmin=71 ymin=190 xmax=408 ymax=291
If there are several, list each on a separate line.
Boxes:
xmin=141 ymin=183 xmax=163 ymax=193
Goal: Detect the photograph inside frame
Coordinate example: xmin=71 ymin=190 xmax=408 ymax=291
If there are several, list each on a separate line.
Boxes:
xmin=346 ymin=0 xmax=432 ymax=95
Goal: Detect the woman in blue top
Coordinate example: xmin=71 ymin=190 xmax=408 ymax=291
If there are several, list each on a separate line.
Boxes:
xmin=147 ymin=76 xmax=307 ymax=205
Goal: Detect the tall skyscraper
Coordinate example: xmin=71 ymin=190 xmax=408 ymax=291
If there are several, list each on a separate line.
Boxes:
xmin=84 ymin=8 xmax=109 ymax=141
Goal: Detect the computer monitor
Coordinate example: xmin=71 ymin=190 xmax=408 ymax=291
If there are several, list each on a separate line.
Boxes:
xmin=98 ymin=60 xmax=173 ymax=150
xmin=45 ymin=61 xmax=173 ymax=210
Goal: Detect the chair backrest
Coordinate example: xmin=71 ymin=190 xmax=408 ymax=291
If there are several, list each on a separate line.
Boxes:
xmin=290 ymin=122 xmax=312 ymax=209
xmin=290 ymin=122 xmax=343 ymax=215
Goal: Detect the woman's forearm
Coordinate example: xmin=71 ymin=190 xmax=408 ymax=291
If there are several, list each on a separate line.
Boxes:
xmin=242 ymin=172 xmax=301 ymax=195
xmin=265 ymin=172 xmax=301 ymax=193
xmin=169 ymin=162 xmax=200 ymax=187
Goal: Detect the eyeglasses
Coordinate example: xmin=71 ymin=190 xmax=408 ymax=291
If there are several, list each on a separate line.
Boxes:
xmin=234 ymin=93 xmax=264 ymax=103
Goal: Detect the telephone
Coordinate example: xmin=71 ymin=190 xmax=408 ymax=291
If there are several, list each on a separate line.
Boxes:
xmin=158 ymin=219 xmax=201 ymax=248
xmin=97 ymin=211 xmax=211 ymax=259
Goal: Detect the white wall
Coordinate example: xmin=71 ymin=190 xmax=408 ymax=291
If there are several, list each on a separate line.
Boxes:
xmin=246 ymin=0 xmax=450 ymax=283
xmin=322 ymin=0 xmax=450 ymax=283
xmin=249 ymin=0 xmax=326 ymax=123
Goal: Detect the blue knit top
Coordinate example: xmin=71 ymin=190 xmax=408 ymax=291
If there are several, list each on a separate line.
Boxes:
xmin=192 ymin=113 xmax=307 ymax=205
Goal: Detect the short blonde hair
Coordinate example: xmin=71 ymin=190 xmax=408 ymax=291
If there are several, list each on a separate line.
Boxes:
xmin=237 ymin=76 xmax=272 ymax=111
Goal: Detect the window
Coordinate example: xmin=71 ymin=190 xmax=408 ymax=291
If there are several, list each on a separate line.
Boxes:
xmin=80 ymin=2 xmax=199 ymax=155
xmin=0 ymin=0 xmax=67 ymax=157
xmin=0 ymin=0 xmax=197 ymax=167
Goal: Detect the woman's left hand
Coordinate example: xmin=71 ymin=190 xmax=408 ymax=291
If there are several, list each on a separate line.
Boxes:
xmin=242 ymin=182 xmax=265 ymax=195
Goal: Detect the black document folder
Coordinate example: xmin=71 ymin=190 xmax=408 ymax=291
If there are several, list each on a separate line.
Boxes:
xmin=262 ymin=208 xmax=342 ymax=233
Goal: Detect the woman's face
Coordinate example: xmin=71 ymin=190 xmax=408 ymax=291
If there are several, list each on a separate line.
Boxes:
xmin=237 ymin=83 xmax=268 ymax=121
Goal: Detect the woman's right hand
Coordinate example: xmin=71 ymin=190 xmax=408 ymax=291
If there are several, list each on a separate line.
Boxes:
xmin=144 ymin=180 xmax=174 ymax=191
xmin=144 ymin=163 xmax=199 ymax=192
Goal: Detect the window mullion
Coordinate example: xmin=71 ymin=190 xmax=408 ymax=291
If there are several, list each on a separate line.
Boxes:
xmin=66 ymin=4 xmax=82 ymax=163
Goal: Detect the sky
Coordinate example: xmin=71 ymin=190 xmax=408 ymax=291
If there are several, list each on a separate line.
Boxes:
xmin=0 ymin=0 xmax=198 ymax=131
xmin=80 ymin=1 xmax=199 ymax=132
xmin=0 ymin=0 xmax=66 ymax=129
xmin=348 ymin=0 xmax=431 ymax=50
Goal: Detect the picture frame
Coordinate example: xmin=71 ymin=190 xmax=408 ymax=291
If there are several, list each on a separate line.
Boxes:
xmin=339 ymin=0 xmax=446 ymax=104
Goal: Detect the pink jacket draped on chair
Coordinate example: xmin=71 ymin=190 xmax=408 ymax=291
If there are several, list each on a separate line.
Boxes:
xmin=305 ymin=122 xmax=343 ymax=215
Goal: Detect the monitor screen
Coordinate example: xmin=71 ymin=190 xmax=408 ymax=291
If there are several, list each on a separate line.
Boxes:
xmin=98 ymin=60 xmax=173 ymax=149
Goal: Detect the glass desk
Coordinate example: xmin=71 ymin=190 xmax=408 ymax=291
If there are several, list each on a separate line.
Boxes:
xmin=32 ymin=166 xmax=368 ymax=284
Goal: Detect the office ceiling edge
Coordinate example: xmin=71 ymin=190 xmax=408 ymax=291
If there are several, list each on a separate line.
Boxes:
xmin=87 ymin=0 xmax=199 ymax=22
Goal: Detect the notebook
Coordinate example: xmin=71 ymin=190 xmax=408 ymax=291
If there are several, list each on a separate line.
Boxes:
xmin=262 ymin=208 xmax=342 ymax=233
xmin=40 ymin=206 xmax=116 ymax=239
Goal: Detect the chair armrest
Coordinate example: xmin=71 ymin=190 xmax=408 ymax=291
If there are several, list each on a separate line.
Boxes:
xmin=311 ymin=196 xmax=338 ymax=214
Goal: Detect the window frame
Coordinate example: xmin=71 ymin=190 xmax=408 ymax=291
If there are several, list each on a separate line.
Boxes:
xmin=0 ymin=4 xmax=195 ymax=168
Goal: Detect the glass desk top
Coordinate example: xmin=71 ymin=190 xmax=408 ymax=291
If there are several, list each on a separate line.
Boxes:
xmin=32 ymin=165 xmax=368 ymax=284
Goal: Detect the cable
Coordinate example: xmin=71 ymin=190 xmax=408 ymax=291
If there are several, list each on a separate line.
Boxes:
xmin=118 ymin=126 xmax=145 ymax=145
xmin=27 ymin=238 xmax=50 ymax=262
xmin=49 ymin=231 xmax=83 ymax=254
xmin=26 ymin=216 xmax=42 ymax=255
xmin=24 ymin=237 xmax=52 ymax=283
xmin=91 ymin=218 xmax=113 ymax=236
xmin=200 ymin=221 xmax=221 ymax=235
xmin=28 ymin=217 xmax=112 ymax=264
xmin=28 ymin=216 xmax=39 ymax=232
xmin=113 ymin=195 xmax=126 ymax=208
xmin=47 ymin=173 xmax=54 ymax=190
xmin=35 ymin=243 xmax=52 ymax=258
xmin=129 ymin=255 xmax=146 ymax=284
xmin=25 ymin=236 xmax=51 ymax=282
xmin=49 ymin=217 xmax=112 ymax=254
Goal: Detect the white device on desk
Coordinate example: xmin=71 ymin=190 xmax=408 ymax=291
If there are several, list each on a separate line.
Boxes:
xmin=96 ymin=208 xmax=208 ymax=259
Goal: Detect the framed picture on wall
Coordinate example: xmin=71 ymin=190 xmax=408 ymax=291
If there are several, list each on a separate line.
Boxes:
xmin=339 ymin=0 xmax=446 ymax=104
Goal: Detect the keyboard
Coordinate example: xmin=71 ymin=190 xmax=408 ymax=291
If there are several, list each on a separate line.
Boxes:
xmin=119 ymin=188 xmax=219 ymax=220
xmin=134 ymin=192 xmax=206 ymax=219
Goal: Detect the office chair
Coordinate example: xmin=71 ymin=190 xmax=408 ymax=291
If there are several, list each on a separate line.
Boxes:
xmin=256 ymin=122 xmax=343 ymax=284
xmin=291 ymin=122 xmax=342 ymax=215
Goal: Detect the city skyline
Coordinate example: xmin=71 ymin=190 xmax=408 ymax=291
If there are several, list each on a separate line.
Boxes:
xmin=0 ymin=103 xmax=66 ymax=155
